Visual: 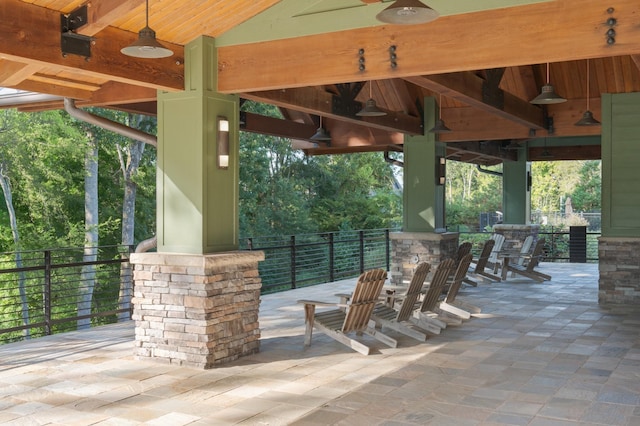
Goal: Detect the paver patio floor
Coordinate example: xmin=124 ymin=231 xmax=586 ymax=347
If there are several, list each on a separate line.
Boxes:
xmin=0 ymin=262 xmax=639 ymax=425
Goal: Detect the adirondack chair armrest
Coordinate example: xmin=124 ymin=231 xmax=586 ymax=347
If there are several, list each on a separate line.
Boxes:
xmin=297 ymin=300 xmax=347 ymax=309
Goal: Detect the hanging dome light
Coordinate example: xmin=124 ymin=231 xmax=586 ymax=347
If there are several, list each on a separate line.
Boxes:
xmin=121 ymin=0 xmax=173 ymax=58
xmin=574 ymin=59 xmax=601 ymax=126
xmin=530 ymin=63 xmax=566 ymax=104
xmin=376 ymin=0 xmax=439 ymax=25
xmin=310 ymin=116 xmax=332 ymax=142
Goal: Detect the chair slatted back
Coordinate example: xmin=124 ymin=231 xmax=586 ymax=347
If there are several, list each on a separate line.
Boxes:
xmin=516 ymin=235 xmax=534 ymax=266
xmin=342 ymin=269 xmax=387 ymax=333
xmin=525 ymin=238 xmax=546 ymax=271
xmin=445 ymin=253 xmax=473 ymax=304
xmin=473 ymin=238 xmax=495 ymax=272
xmin=396 ymin=262 xmax=431 ymax=322
xmin=488 ymin=234 xmax=505 ymax=264
xmin=420 ymin=258 xmax=455 ymax=313
xmin=456 ymin=242 xmax=472 ymax=262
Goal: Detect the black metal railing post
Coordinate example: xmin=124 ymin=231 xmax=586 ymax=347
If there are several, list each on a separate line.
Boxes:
xmin=359 ymin=230 xmax=365 ymax=273
xmin=44 ymin=250 xmax=52 ymax=336
xmin=385 ymin=229 xmax=390 ymax=271
xmin=290 ymin=235 xmax=297 ymax=289
xmin=329 ymin=232 xmax=335 ymax=282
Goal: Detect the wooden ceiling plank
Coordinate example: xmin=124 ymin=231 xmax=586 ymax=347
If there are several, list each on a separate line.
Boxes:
xmin=0 ymin=0 xmax=183 ymax=92
xmin=405 ymin=72 xmax=546 ymax=130
xmin=218 ymin=0 xmax=640 ymax=93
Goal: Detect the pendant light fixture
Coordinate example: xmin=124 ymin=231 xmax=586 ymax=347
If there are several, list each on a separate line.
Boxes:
xmin=530 ymin=63 xmax=566 ymax=104
xmin=429 ymin=94 xmax=451 ymax=133
xmin=376 ymin=0 xmax=439 ymax=25
xmin=310 ymin=115 xmax=331 ymax=142
xmin=356 ymin=81 xmax=387 ymax=117
xmin=121 ymin=0 xmax=173 ymax=59
xmin=575 ymin=59 xmax=601 ymax=126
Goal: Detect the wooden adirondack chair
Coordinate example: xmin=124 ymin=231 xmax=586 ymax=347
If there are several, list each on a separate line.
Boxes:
xmin=411 ymin=258 xmax=456 ymax=334
xmin=488 ymin=233 xmax=506 ymax=273
xmin=467 ymin=238 xmax=501 ymax=284
xmin=439 ymin=253 xmax=481 ymax=319
xmin=298 ymin=269 xmax=398 ymax=355
xmin=509 ymin=235 xmax=534 ymax=277
xmin=503 ymin=238 xmax=552 ymax=282
xmin=370 ymin=262 xmax=431 ymax=342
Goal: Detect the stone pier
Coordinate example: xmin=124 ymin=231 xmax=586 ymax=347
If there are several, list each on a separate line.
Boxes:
xmin=598 ymin=237 xmax=640 ymax=304
xmin=130 ymin=251 xmax=264 ymax=368
xmin=390 ymin=232 xmax=459 ymax=286
xmin=493 ymin=223 xmax=540 ymax=251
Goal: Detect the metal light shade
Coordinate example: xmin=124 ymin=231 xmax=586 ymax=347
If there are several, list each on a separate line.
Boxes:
xmin=310 ymin=126 xmax=331 ymax=141
xmin=121 ymin=26 xmax=173 ymax=58
xmin=376 ymin=0 xmax=439 ymax=25
xmin=574 ymin=110 xmax=601 ymax=126
xmin=356 ymin=98 xmax=387 ymax=117
xmin=429 ymin=118 xmax=452 ymax=133
xmin=530 ymin=84 xmax=567 ymax=104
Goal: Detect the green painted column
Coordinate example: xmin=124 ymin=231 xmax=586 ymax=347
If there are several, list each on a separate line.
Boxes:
xmin=601 ymin=92 xmax=640 ymax=237
xmin=157 ymin=36 xmax=239 ymax=254
xmin=403 ymin=97 xmax=446 ymax=232
xmin=502 ymin=152 xmax=530 ymax=224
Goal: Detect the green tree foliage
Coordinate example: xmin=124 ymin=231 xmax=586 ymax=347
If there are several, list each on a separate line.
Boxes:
xmin=571 ymin=160 xmax=601 ymax=211
xmin=445 ymin=161 xmax=502 ymax=230
xmin=239 ymin=101 xmax=402 ymax=237
xmin=0 ymin=109 xmax=86 ymax=249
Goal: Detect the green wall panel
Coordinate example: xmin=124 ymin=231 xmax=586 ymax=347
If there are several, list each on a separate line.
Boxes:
xmin=602 ymin=92 xmax=640 ymax=237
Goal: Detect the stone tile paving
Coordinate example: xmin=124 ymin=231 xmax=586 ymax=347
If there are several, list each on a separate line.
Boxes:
xmin=0 ymin=262 xmax=638 ymax=425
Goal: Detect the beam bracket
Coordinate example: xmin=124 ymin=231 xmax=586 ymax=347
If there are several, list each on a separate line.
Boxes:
xmin=61 ymin=5 xmax=92 ymax=59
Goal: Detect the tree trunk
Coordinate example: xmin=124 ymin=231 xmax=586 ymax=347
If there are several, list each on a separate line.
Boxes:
xmin=0 ymin=163 xmax=30 ymax=338
xmin=117 ymin=114 xmax=146 ymax=321
xmin=77 ymin=132 xmax=99 ymax=330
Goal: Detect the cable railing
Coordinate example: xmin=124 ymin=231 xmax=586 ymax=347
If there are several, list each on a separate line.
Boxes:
xmin=0 ymin=245 xmax=132 ymax=344
xmin=0 ymin=226 xmax=600 ymax=344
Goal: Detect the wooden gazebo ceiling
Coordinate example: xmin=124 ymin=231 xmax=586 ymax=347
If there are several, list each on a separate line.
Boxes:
xmin=2 ymin=0 xmax=640 ymax=165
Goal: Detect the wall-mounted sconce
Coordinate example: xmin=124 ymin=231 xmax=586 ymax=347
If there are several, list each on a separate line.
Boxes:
xmin=217 ymin=116 xmax=230 ymax=169
xmin=436 ymin=156 xmax=446 ymax=185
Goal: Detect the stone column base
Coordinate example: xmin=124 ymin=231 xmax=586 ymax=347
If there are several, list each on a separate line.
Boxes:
xmin=599 ymin=237 xmax=640 ymax=304
xmin=130 ymin=251 xmax=264 ymax=368
xmin=493 ymin=224 xmax=540 ymax=251
xmin=390 ymin=232 xmax=459 ymax=286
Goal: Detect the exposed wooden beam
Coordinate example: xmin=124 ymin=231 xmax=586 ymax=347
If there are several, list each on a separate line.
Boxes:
xmin=217 ymin=0 xmax=640 ymax=93
xmin=14 ymin=81 xmax=158 ymax=112
xmin=30 ymin=73 xmax=102 ymax=92
xmin=0 ymin=60 xmax=41 ymax=86
xmin=404 ymin=72 xmax=546 ymax=130
xmin=0 ymin=0 xmax=183 ymax=92
xmin=304 ymin=144 xmax=399 ymax=156
xmin=77 ymin=0 xmax=145 ymax=36
xmin=243 ymin=87 xmax=424 ymax=135
xmin=241 ymin=112 xmax=317 ymax=139
xmin=10 ymin=80 xmax=94 ymax=100
xmin=529 ymin=144 xmax=601 ymax=161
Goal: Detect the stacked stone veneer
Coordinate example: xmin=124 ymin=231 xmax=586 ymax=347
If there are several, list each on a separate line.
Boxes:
xmin=599 ymin=237 xmax=640 ymax=304
xmin=493 ymin=224 xmax=540 ymax=251
xmin=390 ymin=232 xmax=459 ymax=286
xmin=130 ymin=251 xmax=264 ymax=369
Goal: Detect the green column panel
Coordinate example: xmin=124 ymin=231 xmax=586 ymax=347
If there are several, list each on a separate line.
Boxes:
xmin=403 ymin=97 xmax=446 ymax=232
xmin=157 ymin=36 xmax=239 ymax=254
xmin=502 ymin=155 xmax=530 ymax=224
xmin=602 ymin=92 xmax=640 ymax=237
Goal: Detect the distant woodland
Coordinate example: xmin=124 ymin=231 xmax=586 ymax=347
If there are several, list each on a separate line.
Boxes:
xmin=0 ymin=101 xmax=600 ymax=253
